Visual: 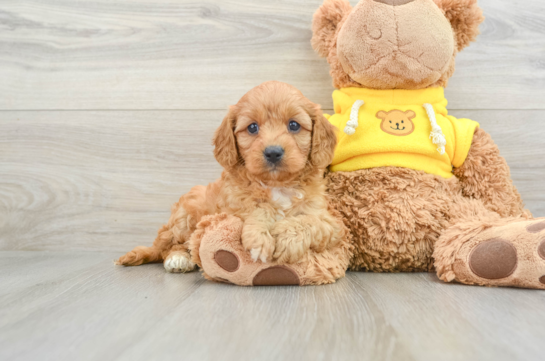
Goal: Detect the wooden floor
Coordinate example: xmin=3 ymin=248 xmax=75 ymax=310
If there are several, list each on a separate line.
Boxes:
xmin=1 ymin=251 xmax=544 ymax=361
xmin=1 ymin=0 xmax=545 ymax=360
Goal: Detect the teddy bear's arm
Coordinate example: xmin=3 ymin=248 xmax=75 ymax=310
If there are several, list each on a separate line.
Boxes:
xmin=453 ymin=127 xmax=529 ymax=218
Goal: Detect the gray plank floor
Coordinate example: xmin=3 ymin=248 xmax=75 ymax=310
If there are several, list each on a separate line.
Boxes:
xmin=1 ymin=251 xmax=544 ymax=361
xmin=1 ymin=0 xmax=544 ymax=360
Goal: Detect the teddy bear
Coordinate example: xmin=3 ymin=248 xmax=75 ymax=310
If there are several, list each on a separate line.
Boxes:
xmin=188 ymin=0 xmax=545 ymax=289
xmin=311 ymin=0 xmax=545 ymax=289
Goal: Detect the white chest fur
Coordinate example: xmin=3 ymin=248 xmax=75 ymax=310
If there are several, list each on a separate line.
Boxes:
xmin=269 ymin=187 xmax=304 ymax=220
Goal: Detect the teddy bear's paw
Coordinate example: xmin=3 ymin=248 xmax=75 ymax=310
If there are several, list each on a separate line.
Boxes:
xmin=211 ymin=249 xmax=300 ymax=286
xmin=164 ymin=252 xmax=196 ymax=273
xmin=202 ymin=244 xmax=302 ymax=286
xmin=252 ymin=266 xmax=300 ymax=286
xmin=449 ymin=218 xmax=545 ymax=290
xmin=193 ymin=214 xmax=304 ymax=286
xmin=192 ymin=213 xmax=349 ymax=286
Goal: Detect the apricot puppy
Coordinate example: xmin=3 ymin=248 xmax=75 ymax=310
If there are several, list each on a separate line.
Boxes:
xmin=116 ymin=81 xmax=341 ymax=273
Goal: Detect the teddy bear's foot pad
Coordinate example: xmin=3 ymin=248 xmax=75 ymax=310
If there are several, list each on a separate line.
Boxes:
xmin=468 ymin=238 xmax=518 ymax=280
xmin=214 ymin=250 xmax=240 ymax=272
xmin=448 ymin=218 xmax=545 ymax=289
xmin=252 ymin=266 xmax=300 ymax=286
xmin=205 ymin=248 xmax=302 ymax=286
xmin=528 ymin=221 xmax=545 ymax=234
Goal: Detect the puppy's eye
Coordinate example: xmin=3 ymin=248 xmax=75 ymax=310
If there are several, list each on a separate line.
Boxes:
xmin=247 ymin=123 xmax=259 ymax=135
xmin=288 ymin=120 xmax=301 ymax=133
xmin=401 ymin=121 xmax=404 ymax=123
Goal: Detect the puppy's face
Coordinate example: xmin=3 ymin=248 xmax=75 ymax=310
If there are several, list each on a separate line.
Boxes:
xmin=213 ymin=81 xmax=337 ymax=183
xmin=235 ymin=103 xmax=312 ymax=181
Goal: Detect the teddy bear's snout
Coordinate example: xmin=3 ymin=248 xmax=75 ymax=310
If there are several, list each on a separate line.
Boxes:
xmin=335 ymin=0 xmax=455 ymax=89
xmin=374 ymin=0 xmax=415 ymax=6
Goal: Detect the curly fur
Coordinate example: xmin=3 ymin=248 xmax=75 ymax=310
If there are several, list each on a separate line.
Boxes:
xmin=454 ymin=128 xmax=529 ymax=218
xmin=327 ymin=167 xmax=455 ymax=272
xmin=327 ymin=128 xmax=530 ymax=273
xmin=116 ymin=81 xmax=344 ymax=272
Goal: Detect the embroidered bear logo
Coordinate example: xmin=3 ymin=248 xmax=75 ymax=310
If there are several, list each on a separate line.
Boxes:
xmin=376 ymin=110 xmax=416 ymax=136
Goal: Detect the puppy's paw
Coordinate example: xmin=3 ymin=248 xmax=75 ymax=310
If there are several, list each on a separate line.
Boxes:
xmin=271 ymin=220 xmax=311 ymax=264
xmin=164 ymin=252 xmax=196 ymax=273
xmin=242 ymin=226 xmax=275 ymax=263
xmin=311 ymin=217 xmax=342 ymax=253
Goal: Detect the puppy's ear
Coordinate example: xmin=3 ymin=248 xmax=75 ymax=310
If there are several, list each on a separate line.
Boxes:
xmin=311 ymin=0 xmax=352 ymax=58
xmin=309 ymin=105 xmax=337 ymax=169
xmin=213 ymin=106 xmax=239 ymax=169
xmin=434 ymin=0 xmax=484 ymax=51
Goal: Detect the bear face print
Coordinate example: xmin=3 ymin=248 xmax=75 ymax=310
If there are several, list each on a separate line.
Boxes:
xmin=376 ymin=110 xmax=416 ymax=136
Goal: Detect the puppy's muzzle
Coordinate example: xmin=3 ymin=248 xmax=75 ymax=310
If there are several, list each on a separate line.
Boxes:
xmin=263 ymin=146 xmax=284 ymax=165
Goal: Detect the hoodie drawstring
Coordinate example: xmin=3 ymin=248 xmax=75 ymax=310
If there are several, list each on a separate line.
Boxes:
xmin=343 ymin=100 xmax=364 ymax=135
xmin=343 ymin=100 xmax=446 ymax=155
xmin=423 ymin=103 xmax=446 ymax=155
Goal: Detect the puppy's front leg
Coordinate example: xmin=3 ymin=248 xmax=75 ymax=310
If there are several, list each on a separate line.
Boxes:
xmin=271 ymin=212 xmax=342 ymax=264
xmin=242 ymin=208 xmax=276 ymax=263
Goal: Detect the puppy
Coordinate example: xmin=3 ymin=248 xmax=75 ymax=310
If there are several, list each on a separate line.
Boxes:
xmin=116 ymin=81 xmax=340 ymax=272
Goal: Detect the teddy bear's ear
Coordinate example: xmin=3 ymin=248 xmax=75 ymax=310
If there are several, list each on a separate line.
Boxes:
xmin=434 ymin=0 xmax=485 ymax=51
xmin=376 ymin=111 xmax=387 ymax=120
xmin=311 ymin=0 xmax=352 ymax=58
xmin=405 ymin=110 xmax=416 ymax=119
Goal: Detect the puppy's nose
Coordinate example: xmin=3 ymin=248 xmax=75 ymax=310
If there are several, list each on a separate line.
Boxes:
xmin=263 ymin=146 xmax=284 ymax=164
xmin=374 ymin=0 xmax=414 ymax=5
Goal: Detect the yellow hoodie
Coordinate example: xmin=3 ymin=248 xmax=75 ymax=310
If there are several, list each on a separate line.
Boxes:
xmin=325 ymin=87 xmax=479 ymax=179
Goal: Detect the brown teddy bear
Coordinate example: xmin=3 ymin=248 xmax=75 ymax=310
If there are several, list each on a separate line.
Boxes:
xmin=175 ymin=0 xmax=544 ymax=288
xmin=312 ymin=0 xmax=545 ymax=289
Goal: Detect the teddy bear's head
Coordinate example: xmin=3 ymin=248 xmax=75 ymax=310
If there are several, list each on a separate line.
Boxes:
xmin=311 ymin=0 xmax=484 ymax=90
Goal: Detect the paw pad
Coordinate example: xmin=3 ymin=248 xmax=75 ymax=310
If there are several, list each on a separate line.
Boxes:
xmin=214 ymin=250 xmax=239 ymax=272
xmin=252 ymin=266 xmax=300 ymax=286
xmin=540 ymin=276 xmax=545 ymax=285
xmin=527 ymin=221 xmax=545 ymax=234
xmin=538 ymin=240 xmax=545 ymax=260
xmin=469 ymin=238 xmax=518 ymax=280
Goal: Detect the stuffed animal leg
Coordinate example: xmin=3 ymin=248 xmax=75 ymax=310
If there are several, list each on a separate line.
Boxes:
xmin=434 ymin=217 xmax=545 ymax=290
xmin=188 ymin=213 xmax=352 ymax=286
